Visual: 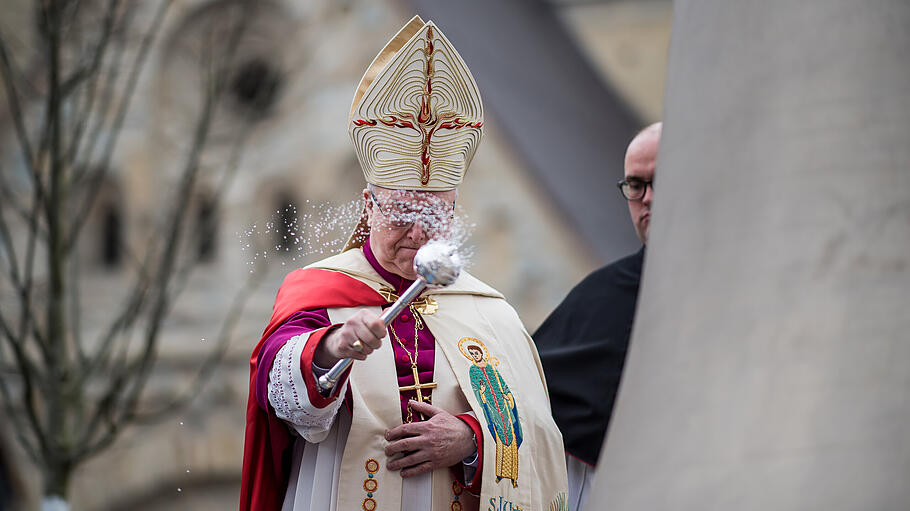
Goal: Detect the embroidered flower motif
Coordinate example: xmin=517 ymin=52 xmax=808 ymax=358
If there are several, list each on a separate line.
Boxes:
xmin=362 ymin=458 xmax=380 ymax=510
xmin=451 ymin=479 xmax=464 ymax=510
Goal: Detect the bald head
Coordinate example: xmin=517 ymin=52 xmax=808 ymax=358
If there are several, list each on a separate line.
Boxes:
xmin=625 ymin=123 xmax=662 ymax=171
xmin=624 ymin=122 xmax=662 ymax=245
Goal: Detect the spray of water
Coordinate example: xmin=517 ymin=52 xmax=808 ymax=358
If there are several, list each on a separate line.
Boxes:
xmin=238 ymin=199 xmax=363 ymax=272
xmin=239 ymin=192 xmax=475 ymax=273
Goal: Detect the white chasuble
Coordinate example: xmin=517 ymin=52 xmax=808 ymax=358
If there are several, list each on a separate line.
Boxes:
xmin=278 ymin=249 xmax=568 ymax=510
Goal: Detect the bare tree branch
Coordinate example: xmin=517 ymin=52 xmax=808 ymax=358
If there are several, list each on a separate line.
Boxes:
xmin=125 ymin=118 xmax=260 ymax=424
xmin=0 ymin=366 xmax=41 ymax=465
xmin=113 ymin=89 xmax=217 ymax=425
xmin=0 ymin=173 xmax=34 ymax=226
xmin=67 ymin=0 xmax=128 ymax=162
xmin=82 ymin=115 xmax=251 ymax=433
xmin=129 ymin=267 xmax=264 ymax=427
xmin=0 ymin=17 xmax=44 ymax=97
xmin=0 ymin=34 xmax=38 ymax=180
xmin=65 ymin=0 xmax=174 ymax=254
xmin=0 ymin=340 xmax=35 ymax=452
xmin=77 ymin=0 xmax=252 ymax=457
xmin=17 ymin=185 xmax=49 ymax=362
xmin=3 ymin=0 xmax=263 ymax=499
xmin=0 ymin=201 xmax=23 ymax=288
xmin=78 ymin=300 xmax=144 ymax=447
xmin=76 ymin=364 xmax=130 ymax=461
xmin=38 ymin=2 xmax=76 ymax=477
xmin=59 ymin=0 xmax=120 ymax=100
xmin=0 ymin=313 xmax=20 ymax=355
xmin=70 ymin=22 xmax=126 ymax=172
xmin=77 ymin=217 xmax=176 ymax=389
xmin=167 ymin=124 xmax=253 ymax=302
xmin=115 ymin=3 xmax=252 ymax=426
xmin=32 ymin=4 xmax=55 ymax=204
xmin=68 ymin=250 xmax=84 ymax=364
xmin=70 ymin=2 xmax=139 ymax=172
xmin=80 ymin=255 xmax=155 ymax=379
xmin=0 ymin=308 xmax=50 ymax=462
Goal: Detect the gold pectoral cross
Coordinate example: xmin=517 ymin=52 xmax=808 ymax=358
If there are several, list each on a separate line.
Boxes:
xmin=398 ymin=362 xmax=437 ymax=422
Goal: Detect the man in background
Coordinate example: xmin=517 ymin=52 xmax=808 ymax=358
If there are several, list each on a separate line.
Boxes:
xmin=534 ymin=122 xmax=661 ymax=510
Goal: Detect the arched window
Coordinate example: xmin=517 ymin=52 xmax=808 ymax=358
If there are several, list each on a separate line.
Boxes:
xmin=100 ymin=202 xmax=122 ymax=268
xmin=274 ymin=194 xmax=298 ymax=254
xmin=0 ymin=441 xmax=18 ymax=510
xmin=230 ymin=57 xmax=282 ymax=119
xmin=197 ymin=196 xmax=219 ymax=262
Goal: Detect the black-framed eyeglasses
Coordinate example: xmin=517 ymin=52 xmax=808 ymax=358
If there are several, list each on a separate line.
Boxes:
xmin=369 ymin=191 xmax=456 ymax=230
xmin=616 ymin=178 xmax=653 ymax=201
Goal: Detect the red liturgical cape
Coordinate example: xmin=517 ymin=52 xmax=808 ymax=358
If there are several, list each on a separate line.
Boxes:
xmin=239 ymin=268 xmax=385 ymax=511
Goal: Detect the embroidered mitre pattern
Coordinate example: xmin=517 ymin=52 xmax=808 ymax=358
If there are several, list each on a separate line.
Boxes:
xmin=349 ymin=19 xmax=483 ymax=191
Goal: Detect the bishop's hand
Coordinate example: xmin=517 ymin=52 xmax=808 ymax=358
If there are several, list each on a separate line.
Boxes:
xmin=314 ymin=310 xmax=386 ymax=367
xmin=384 ymin=400 xmax=476 ymax=477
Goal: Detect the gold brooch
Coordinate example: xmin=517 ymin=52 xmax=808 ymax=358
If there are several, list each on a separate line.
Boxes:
xmin=378 ymin=287 xmax=397 ymax=302
xmin=413 ymin=296 xmax=438 ymax=315
xmin=378 ymin=287 xmax=438 ymax=315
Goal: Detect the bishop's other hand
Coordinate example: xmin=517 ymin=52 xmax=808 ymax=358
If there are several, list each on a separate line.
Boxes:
xmin=384 ymin=400 xmax=476 ymax=477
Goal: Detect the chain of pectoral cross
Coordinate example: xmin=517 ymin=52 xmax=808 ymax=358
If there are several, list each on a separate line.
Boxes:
xmin=390 ymin=304 xmax=437 ymax=422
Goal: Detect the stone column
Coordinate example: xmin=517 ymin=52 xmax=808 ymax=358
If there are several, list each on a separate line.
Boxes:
xmin=589 ymin=2 xmax=910 ymax=510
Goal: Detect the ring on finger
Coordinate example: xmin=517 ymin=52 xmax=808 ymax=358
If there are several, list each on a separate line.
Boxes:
xmin=351 ymin=339 xmax=364 ymax=352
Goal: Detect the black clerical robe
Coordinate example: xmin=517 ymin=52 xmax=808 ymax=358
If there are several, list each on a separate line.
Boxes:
xmin=533 ymin=247 xmax=644 ymax=466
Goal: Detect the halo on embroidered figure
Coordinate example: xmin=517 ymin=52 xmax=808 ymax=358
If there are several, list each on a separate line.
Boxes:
xmin=457 ymin=336 xmax=489 ymax=362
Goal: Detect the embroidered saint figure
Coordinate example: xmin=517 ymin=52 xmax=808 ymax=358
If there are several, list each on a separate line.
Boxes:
xmin=459 ymin=337 xmax=522 ymax=487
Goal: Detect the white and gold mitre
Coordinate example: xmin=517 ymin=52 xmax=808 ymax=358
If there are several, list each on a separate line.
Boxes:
xmin=348 ymin=16 xmax=484 ymax=191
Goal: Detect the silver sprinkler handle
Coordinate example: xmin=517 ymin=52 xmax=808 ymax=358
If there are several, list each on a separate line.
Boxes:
xmin=316 ymin=279 xmax=428 ymax=392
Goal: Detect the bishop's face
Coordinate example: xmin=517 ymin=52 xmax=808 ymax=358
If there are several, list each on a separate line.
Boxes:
xmin=365 ymin=185 xmax=457 ymax=280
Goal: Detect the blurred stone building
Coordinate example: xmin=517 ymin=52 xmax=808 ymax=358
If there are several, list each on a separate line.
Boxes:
xmin=0 ymin=0 xmax=670 ymax=508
